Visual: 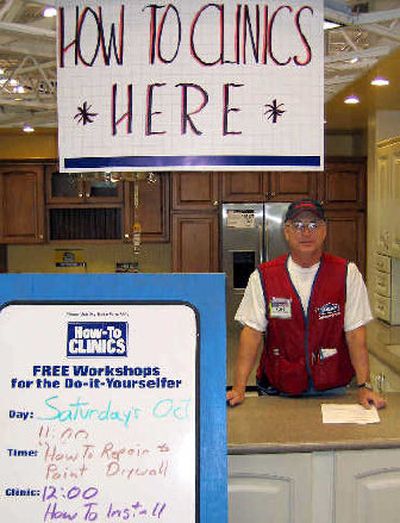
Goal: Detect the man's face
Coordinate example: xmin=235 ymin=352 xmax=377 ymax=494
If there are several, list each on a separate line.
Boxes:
xmin=284 ymin=211 xmax=327 ymax=259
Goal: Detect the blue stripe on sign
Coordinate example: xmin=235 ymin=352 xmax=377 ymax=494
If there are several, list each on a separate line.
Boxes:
xmin=64 ymin=155 xmax=321 ymax=169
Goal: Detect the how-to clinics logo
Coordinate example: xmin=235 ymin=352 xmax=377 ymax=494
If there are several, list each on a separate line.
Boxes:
xmin=67 ymin=322 xmax=128 ymax=357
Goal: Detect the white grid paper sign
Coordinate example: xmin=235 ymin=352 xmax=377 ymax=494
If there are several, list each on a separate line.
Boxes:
xmin=56 ymin=0 xmax=324 ymax=172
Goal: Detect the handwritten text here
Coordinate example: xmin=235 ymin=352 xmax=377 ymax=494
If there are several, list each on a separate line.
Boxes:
xmin=56 ymin=0 xmax=324 ymax=172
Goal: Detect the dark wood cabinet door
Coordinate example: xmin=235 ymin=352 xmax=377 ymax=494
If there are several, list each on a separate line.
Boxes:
xmin=127 ymin=174 xmax=170 ymax=242
xmin=0 ymin=165 xmax=45 ymax=243
xmin=318 ymin=160 xmax=366 ymax=209
xmin=172 ymin=172 xmax=219 ymax=210
xmin=45 ymin=164 xmax=123 ymax=204
xmin=325 ymin=210 xmax=366 ymax=276
xmin=172 ymin=213 xmax=219 ymax=272
xmin=269 ymin=171 xmax=317 ymax=201
xmin=221 ymin=172 xmax=268 ymax=202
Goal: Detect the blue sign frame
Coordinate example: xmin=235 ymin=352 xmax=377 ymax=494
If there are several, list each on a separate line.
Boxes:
xmin=0 ymin=273 xmax=227 ymax=523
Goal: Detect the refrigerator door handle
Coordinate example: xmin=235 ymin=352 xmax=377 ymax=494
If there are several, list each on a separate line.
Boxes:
xmin=259 ymin=223 xmax=264 ymax=264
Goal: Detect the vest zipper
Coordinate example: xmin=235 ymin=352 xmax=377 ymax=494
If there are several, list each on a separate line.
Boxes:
xmin=285 ymin=256 xmax=323 ymax=390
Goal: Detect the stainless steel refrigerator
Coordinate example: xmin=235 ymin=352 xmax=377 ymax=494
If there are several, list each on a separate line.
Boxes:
xmin=221 ymin=202 xmax=290 ymax=387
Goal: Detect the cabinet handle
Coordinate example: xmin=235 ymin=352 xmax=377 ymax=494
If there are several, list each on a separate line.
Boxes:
xmin=124 ymin=233 xmax=130 ymax=239
xmin=78 ymin=192 xmax=84 ymax=198
xmin=86 ymin=193 xmax=90 ymax=198
xmin=270 ymin=192 xmax=276 ymax=197
xmin=39 ymin=234 xmax=44 ymax=240
xmin=213 ymin=200 xmax=219 ymax=206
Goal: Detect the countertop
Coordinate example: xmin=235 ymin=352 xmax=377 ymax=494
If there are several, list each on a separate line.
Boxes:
xmin=228 ymin=392 xmax=400 ymax=454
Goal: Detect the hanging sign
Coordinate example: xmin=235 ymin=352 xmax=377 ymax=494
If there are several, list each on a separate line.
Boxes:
xmin=56 ymin=0 xmax=324 ymax=172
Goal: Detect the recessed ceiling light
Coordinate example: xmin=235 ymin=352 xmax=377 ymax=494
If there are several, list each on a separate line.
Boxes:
xmin=43 ymin=7 xmax=57 ymax=18
xmin=370 ymin=77 xmax=389 ymax=87
xmin=324 ymin=20 xmax=341 ymax=30
xmin=348 ymin=57 xmax=359 ymax=64
xmin=22 ymin=124 xmax=35 ymax=133
xmin=344 ymin=95 xmax=360 ymax=104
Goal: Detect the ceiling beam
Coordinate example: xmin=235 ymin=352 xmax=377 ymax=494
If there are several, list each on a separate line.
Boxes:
xmin=0 ymin=97 xmax=56 ymax=110
xmin=362 ymin=23 xmax=400 ymax=44
xmin=358 ymin=8 xmax=400 ymax=25
xmin=325 ymin=45 xmax=395 ymax=64
xmin=0 ymin=21 xmax=55 ymax=39
xmin=0 ymin=109 xmax=57 ymax=127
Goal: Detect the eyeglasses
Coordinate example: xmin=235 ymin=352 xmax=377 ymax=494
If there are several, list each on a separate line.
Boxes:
xmin=288 ymin=220 xmax=323 ymax=233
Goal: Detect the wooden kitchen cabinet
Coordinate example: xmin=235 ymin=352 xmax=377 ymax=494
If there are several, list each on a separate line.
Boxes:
xmin=172 ymin=213 xmax=219 ymax=272
xmin=172 ymin=172 xmax=219 ymax=272
xmin=325 ymin=209 xmax=366 ymax=275
xmin=221 ymin=172 xmax=267 ymax=202
xmin=125 ymin=174 xmax=170 ymax=242
xmin=45 ymin=164 xmax=123 ymax=204
xmin=317 ymin=159 xmax=366 ymax=209
xmin=172 ymin=171 xmax=219 ymax=210
xmin=269 ymin=171 xmax=318 ymax=201
xmin=0 ymin=164 xmax=45 ymax=243
xmin=221 ymin=171 xmax=317 ymax=202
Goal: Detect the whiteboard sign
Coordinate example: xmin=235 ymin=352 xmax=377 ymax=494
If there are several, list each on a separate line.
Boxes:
xmin=56 ymin=0 xmax=324 ymax=172
xmin=0 ymin=303 xmax=198 ymax=522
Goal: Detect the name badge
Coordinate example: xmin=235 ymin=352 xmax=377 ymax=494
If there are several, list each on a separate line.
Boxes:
xmin=269 ymin=298 xmax=292 ymax=319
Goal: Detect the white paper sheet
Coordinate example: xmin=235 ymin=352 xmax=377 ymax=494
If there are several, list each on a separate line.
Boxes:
xmin=321 ymin=403 xmax=381 ymax=425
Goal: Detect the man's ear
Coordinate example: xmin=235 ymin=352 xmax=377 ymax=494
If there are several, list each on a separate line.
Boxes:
xmin=283 ymin=224 xmax=290 ymax=242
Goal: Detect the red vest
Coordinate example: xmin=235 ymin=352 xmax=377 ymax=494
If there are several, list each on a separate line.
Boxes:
xmin=257 ymin=253 xmax=354 ymax=395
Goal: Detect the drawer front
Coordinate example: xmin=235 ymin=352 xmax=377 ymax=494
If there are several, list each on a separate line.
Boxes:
xmin=375 ymin=270 xmax=391 ymax=297
xmin=375 ymin=253 xmax=391 ymax=273
xmin=374 ymin=293 xmax=391 ymax=323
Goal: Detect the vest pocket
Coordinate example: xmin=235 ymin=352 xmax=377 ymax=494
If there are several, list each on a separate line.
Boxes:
xmin=267 ymin=353 xmax=308 ymax=395
xmin=312 ymin=350 xmax=341 ymax=390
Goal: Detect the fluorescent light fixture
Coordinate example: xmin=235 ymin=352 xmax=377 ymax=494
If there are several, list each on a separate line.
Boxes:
xmin=344 ymin=95 xmax=360 ymax=104
xmin=370 ymin=76 xmax=389 ymax=87
xmin=22 ymin=124 xmax=35 ymax=133
xmin=43 ymin=7 xmax=57 ymax=18
xmin=324 ymin=20 xmax=341 ymax=30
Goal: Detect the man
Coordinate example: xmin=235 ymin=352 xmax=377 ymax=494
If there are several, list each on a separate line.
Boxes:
xmin=227 ymin=198 xmax=385 ymax=409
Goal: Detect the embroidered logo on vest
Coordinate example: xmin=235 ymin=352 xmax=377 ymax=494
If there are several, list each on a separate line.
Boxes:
xmin=317 ymin=303 xmax=340 ymax=320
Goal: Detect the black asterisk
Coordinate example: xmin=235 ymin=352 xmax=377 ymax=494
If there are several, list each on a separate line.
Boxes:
xmin=74 ymin=101 xmax=98 ymax=125
xmin=264 ymin=99 xmax=286 ymax=124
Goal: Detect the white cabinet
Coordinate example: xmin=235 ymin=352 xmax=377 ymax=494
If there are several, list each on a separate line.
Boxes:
xmin=391 ymin=146 xmax=400 ymax=258
xmin=229 ymin=449 xmax=400 ymax=523
xmin=374 ymin=138 xmax=400 ymax=258
xmin=375 ymin=152 xmax=392 ymax=255
xmin=335 ymin=449 xmax=400 ymax=523
xmin=229 ymin=454 xmax=313 ymax=523
xmin=369 ymin=352 xmax=400 ymax=392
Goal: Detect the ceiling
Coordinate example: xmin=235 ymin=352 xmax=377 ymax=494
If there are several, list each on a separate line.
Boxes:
xmin=0 ymin=0 xmax=399 ymax=133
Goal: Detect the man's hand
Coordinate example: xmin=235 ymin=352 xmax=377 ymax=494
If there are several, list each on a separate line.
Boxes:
xmin=358 ymin=387 xmax=386 ymax=410
xmin=226 ymin=386 xmax=246 ymax=407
